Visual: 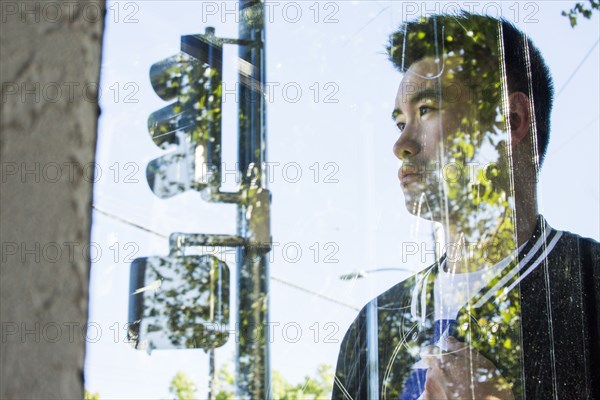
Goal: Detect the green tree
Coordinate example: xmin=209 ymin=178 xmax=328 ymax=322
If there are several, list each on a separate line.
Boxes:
xmin=271 ymin=364 xmax=334 ymax=400
xmin=84 ymin=390 xmax=99 ymax=400
xmin=169 ymin=371 xmax=198 ymax=400
xmin=214 ymin=364 xmax=234 ymax=400
xmin=562 ymin=0 xmax=599 ymax=27
xmin=211 ymin=364 xmax=334 ymax=399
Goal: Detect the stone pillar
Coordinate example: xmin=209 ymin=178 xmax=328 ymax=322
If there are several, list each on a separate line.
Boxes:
xmin=0 ymin=1 xmax=105 ymax=398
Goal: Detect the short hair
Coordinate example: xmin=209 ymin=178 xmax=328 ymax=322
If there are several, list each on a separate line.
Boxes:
xmin=387 ymin=12 xmax=554 ymax=165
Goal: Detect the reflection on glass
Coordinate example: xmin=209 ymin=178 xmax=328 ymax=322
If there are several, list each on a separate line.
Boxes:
xmin=147 ymin=34 xmax=223 ymax=199
xmin=85 ymin=2 xmax=599 ymax=399
xmin=128 ymin=255 xmax=230 ymax=352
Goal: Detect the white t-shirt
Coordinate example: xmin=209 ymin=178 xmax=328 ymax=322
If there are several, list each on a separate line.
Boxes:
xmin=432 ymin=243 xmax=526 ymax=349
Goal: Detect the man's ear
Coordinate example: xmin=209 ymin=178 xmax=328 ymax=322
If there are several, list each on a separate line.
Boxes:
xmin=508 ymin=92 xmax=531 ymax=144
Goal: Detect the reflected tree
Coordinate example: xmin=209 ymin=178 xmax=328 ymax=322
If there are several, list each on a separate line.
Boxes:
xmin=388 ymin=15 xmax=518 ymax=270
xmin=128 ymin=255 xmax=230 ymax=352
xmin=135 ymin=11 xmax=271 ymax=398
xmin=146 ymin=37 xmax=223 ymax=199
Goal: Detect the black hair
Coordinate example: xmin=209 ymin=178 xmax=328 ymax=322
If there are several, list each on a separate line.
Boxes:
xmin=388 ymin=12 xmax=554 ymax=165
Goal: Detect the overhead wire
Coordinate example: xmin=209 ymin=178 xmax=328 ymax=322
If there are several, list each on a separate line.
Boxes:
xmin=92 ymin=205 xmax=360 ymax=311
xmin=555 ymin=38 xmax=599 ymax=97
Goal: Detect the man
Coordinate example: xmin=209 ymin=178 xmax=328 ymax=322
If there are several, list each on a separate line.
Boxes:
xmin=332 ymin=12 xmax=599 ymax=400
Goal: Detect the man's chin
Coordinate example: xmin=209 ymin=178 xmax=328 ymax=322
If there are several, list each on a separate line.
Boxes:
xmin=402 ymin=190 xmax=440 ymax=221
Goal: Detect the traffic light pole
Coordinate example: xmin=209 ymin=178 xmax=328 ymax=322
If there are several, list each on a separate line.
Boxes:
xmin=134 ymin=4 xmax=271 ymax=397
xmin=236 ymin=1 xmax=270 ymax=399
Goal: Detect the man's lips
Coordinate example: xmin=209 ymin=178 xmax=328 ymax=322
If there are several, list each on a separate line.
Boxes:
xmin=399 ymin=170 xmax=420 ymax=185
xmin=398 ymin=167 xmax=421 ymax=185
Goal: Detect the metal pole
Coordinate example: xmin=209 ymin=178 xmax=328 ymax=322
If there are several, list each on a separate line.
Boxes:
xmin=366 ymin=299 xmax=379 ymax=400
xmin=208 ymin=349 xmax=215 ymax=400
xmin=236 ymin=1 xmax=270 ymax=399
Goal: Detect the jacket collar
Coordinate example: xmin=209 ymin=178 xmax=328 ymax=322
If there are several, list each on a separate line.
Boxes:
xmin=410 ymin=216 xmax=562 ymax=323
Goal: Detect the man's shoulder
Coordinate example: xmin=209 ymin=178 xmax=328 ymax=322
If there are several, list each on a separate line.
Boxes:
xmin=551 ymin=224 xmax=600 ymax=259
xmin=557 ymin=228 xmax=599 ymax=245
xmin=530 ymin=216 xmax=599 ymax=262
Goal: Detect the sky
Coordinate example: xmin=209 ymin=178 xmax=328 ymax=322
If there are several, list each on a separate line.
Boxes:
xmin=86 ymin=1 xmax=599 ymax=398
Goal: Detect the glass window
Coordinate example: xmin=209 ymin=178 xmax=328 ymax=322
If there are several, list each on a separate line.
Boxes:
xmin=86 ymin=2 xmax=599 ymax=399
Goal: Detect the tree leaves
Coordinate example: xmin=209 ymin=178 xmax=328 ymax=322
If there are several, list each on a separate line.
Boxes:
xmin=562 ymin=1 xmax=600 ymax=27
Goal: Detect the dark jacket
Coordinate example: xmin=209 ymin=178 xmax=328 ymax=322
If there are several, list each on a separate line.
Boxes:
xmin=332 ymin=218 xmax=600 ymax=400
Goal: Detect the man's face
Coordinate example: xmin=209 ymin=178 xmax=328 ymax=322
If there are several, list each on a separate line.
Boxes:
xmin=392 ymin=56 xmax=476 ymax=219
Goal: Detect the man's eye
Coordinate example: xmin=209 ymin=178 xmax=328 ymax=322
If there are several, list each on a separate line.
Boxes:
xmin=397 ymin=122 xmax=406 ymax=132
xmin=419 ymin=106 xmax=432 ymax=116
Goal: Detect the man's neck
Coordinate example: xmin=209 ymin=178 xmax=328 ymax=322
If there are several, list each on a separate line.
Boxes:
xmin=442 ymin=206 xmax=538 ymax=274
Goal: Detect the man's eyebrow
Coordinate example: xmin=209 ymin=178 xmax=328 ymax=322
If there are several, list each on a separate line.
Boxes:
xmin=391 ymin=88 xmax=442 ymax=121
xmin=410 ymin=88 xmax=442 ymax=104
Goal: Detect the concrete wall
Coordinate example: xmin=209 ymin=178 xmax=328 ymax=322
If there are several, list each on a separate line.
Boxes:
xmin=1 ymin=1 xmax=105 ymax=398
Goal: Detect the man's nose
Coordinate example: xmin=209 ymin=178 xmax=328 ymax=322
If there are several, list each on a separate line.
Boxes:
xmin=393 ymin=129 xmax=420 ymax=160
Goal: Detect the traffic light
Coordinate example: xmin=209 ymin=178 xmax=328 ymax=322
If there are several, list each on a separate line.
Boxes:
xmin=128 ymin=254 xmax=230 ymax=352
xmin=146 ymin=30 xmax=223 ymax=199
xmin=129 ymin=29 xmax=235 ymax=352
xmin=130 ymin=17 xmax=272 ymax=398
